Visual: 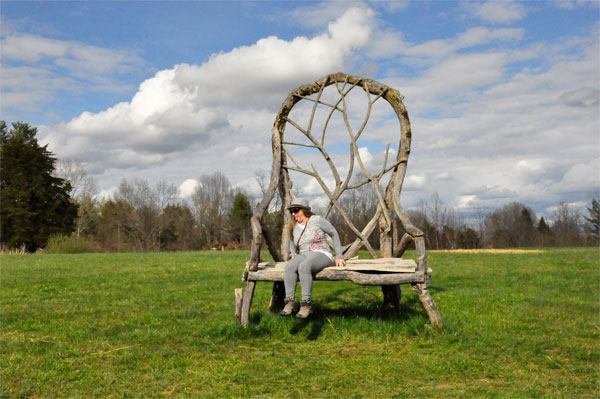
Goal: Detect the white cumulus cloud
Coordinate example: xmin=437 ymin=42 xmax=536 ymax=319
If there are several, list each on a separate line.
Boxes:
xmin=178 ymin=179 xmax=200 ymax=198
xmin=39 ymin=7 xmax=376 ymax=173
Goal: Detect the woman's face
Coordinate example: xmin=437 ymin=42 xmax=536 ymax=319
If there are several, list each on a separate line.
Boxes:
xmin=293 ymin=208 xmax=308 ymax=224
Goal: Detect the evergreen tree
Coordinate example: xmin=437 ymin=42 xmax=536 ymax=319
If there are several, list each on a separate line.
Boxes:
xmin=536 ymin=216 xmax=553 ymax=246
xmin=584 ymin=198 xmax=600 ymax=245
xmin=0 ymin=121 xmax=78 ymax=251
xmin=229 ymin=192 xmax=252 ymax=244
xmin=518 ymin=208 xmax=535 ymax=246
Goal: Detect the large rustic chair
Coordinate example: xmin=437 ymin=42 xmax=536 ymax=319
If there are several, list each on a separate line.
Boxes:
xmin=236 ymin=72 xmax=443 ymax=329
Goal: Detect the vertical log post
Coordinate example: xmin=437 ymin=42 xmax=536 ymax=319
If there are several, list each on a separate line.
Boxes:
xmin=240 ymin=281 xmax=256 ymax=327
xmin=234 ymin=288 xmax=243 ymax=324
xmin=380 ymin=209 xmax=402 ymax=309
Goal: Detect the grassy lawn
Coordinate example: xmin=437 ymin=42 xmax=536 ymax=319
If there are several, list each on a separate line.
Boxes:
xmin=1 ymin=248 xmax=598 ymax=398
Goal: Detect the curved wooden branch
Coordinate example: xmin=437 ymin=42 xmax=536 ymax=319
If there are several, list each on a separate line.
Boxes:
xmin=309 ymin=164 xmax=378 ymax=258
xmin=249 ymin=126 xmax=283 ymax=271
xmin=292 ymin=93 xmax=342 ymax=112
xmin=394 ymin=232 xmax=414 ymax=258
xmin=307 ymin=79 xmax=326 ymax=138
xmin=279 ymin=160 xmax=293 ymax=260
xmin=335 ymin=79 xmax=393 ymax=233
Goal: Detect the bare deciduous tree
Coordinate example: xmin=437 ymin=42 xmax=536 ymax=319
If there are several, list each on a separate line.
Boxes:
xmin=54 ymin=159 xmax=99 ymax=237
xmin=114 ymin=178 xmax=179 ymax=251
xmin=483 ymin=202 xmax=537 ymax=247
xmin=192 ymin=172 xmax=233 ymax=245
xmin=551 ymin=202 xmax=582 ymax=246
xmin=54 ymin=159 xmax=98 ymax=201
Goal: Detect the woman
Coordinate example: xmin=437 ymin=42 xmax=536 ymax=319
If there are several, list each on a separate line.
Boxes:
xmin=280 ymin=198 xmax=346 ymax=319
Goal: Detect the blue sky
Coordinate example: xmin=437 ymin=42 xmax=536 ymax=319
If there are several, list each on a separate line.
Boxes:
xmin=1 ymin=0 xmax=598 ymax=219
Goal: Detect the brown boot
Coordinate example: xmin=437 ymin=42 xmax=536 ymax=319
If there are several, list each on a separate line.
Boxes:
xmin=280 ymin=298 xmax=296 ymax=316
xmin=296 ymin=300 xmax=312 ymax=319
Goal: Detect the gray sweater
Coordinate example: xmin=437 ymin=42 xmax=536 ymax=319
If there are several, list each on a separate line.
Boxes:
xmin=289 ymin=215 xmax=344 ymax=259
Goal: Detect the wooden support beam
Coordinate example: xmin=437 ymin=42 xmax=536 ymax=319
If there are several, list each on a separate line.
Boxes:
xmin=234 ymin=288 xmax=243 ymax=324
xmin=240 ymin=281 xmax=256 ymax=328
xmin=248 ymin=268 xmax=425 ymax=285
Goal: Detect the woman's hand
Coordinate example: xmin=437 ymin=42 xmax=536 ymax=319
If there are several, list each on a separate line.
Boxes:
xmin=335 ymin=258 xmax=346 ymax=267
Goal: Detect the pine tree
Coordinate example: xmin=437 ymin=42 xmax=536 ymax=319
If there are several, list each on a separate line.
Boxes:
xmin=536 ymin=216 xmax=553 ymax=246
xmin=518 ymin=208 xmax=535 ymax=246
xmin=0 ymin=121 xmax=78 ymax=251
xmin=229 ymin=192 xmax=252 ymax=245
xmin=584 ymin=198 xmax=600 ymax=245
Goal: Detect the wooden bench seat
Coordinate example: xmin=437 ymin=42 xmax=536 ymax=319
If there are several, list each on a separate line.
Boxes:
xmin=244 ymin=258 xmax=432 ymax=286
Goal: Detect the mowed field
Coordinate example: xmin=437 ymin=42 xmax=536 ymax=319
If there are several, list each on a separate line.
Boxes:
xmin=1 ymin=248 xmax=598 ymax=398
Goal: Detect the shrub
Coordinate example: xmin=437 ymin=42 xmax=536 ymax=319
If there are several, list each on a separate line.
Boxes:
xmin=45 ymin=234 xmax=97 ymax=254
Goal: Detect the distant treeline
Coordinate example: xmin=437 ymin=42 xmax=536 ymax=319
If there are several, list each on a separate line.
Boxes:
xmin=49 ymin=167 xmax=600 ymax=253
xmin=1 ymin=121 xmax=598 ymax=253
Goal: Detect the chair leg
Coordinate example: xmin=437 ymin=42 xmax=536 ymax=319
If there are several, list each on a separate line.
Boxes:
xmin=411 ymin=283 xmax=443 ymax=329
xmin=381 ymin=284 xmax=402 ymax=310
xmin=235 ymin=288 xmax=243 ymax=323
xmin=268 ymin=281 xmax=285 ymax=312
xmin=240 ymin=281 xmax=256 ymax=328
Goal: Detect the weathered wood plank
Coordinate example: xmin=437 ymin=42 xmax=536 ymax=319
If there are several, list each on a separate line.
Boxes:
xmin=251 ymin=257 xmax=417 ymax=273
xmin=247 ymin=268 xmax=425 ymax=285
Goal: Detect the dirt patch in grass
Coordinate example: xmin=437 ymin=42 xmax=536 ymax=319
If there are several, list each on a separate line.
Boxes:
xmin=431 ymin=249 xmax=546 ymax=254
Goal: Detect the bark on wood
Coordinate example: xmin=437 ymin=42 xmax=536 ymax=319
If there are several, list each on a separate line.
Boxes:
xmin=234 ymin=288 xmax=243 ymax=324
xmin=252 ymin=258 xmax=417 ymax=271
xmin=279 ymin=165 xmax=292 ymax=261
xmin=248 ymin=126 xmax=282 ymax=271
xmin=411 ymin=283 xmax=443 ymax=329
xmin=240 ymin=281 xmax=256 ymax=328
xmin=394 ymin=233 xmax=414 ymax=258
xmin=414 ymin=236 xmax=427 ymax=273
xmin=247 ymin=268 xmax=424 ymax=285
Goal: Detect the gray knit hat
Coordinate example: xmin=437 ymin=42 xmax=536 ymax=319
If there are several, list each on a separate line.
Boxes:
xmin=287 ymin=197 xmax=311 ymax=211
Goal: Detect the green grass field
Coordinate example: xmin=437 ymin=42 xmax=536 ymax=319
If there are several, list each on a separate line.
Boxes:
xmin=1 ymin=248 xmax=598 ymax=398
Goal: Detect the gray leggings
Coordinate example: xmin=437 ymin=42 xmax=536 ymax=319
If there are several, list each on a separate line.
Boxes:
xmin=284 ymin=251 xmax=333 ymax=301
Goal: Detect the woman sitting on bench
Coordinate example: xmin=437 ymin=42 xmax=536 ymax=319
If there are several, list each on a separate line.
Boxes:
xmin=280 ymin=198 xmax=346 ymax=319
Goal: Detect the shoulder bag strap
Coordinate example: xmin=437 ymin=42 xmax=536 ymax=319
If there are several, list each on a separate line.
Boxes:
xmin=295 ymin=216 xmax=312 ymax=253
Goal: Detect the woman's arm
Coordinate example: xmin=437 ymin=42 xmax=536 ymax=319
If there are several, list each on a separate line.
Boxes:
xmin=319 ymin=217 xmax=344 ymax=261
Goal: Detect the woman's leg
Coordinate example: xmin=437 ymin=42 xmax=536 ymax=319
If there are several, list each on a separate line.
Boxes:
xmin=283 ymin=254 xmax=306 ymax=299
xmin=298 ymin=252 xmax=334 ymax=301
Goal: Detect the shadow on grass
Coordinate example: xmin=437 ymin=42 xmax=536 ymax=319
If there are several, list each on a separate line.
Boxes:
xmin=290 ymin=318 xmax=324 ymax=341
xmin=282 ymin=299 xmax=429 ymax=341
xmin=210 ymin=284 xmax=442 ymax=342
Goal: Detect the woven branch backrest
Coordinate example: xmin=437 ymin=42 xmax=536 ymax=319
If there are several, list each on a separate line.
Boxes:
xmin=248 ymin=72 xmax=424 ymax=267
